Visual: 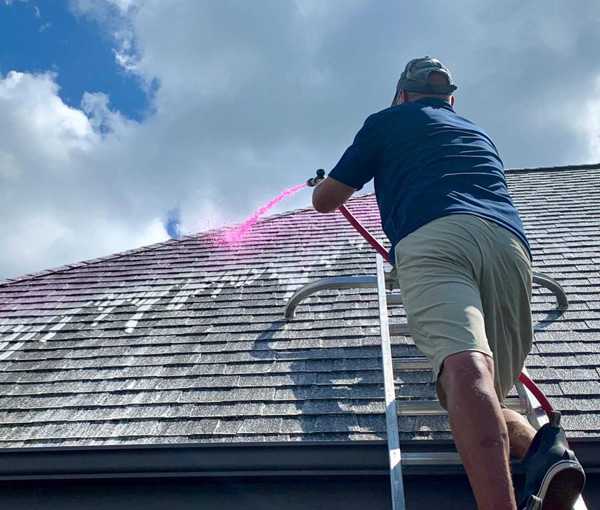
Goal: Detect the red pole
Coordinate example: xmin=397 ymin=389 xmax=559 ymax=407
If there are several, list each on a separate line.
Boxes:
xmin=338 ymin=205 xmax=390 ymax=260
xmin=518 ymin=372 xmax=554 ymax=413
xmin=337 ymin=202 xmax=554 ymax=416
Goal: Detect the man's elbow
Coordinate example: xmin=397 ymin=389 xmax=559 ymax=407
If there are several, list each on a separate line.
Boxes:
xmin=312 ymin=195 xmax=337 ymax=213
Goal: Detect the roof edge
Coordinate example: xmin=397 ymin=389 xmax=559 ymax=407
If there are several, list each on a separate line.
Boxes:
xmin=505 ymin=162 xmax=600 ymax=173
xmin=0 ymin=239 xmax=179 ymax=290
xmin=0 ymin=440 xmax=447 ymax=480
xmin=0 ymin=193 xmax=315 ymax=290
xmin=1 ymin=439 xmax=599 ymax=481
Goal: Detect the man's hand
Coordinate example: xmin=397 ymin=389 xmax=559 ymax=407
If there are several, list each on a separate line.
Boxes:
xmin=312 ymin=176 xmax=356 ymax=213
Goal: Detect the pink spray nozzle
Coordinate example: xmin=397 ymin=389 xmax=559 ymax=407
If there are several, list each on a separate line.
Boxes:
xmin=306 ymin=169 xmax=326 ymax=187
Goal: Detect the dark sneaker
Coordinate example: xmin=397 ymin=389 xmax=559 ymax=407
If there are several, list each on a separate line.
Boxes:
xmin=519 ymin=411 xmax=586 ymax=510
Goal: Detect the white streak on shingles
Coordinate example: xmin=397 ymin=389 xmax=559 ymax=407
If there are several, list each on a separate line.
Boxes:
xmin=92 ymin=307 xmax=114 ymax=327
xmin=28 ymin=313 xmax=65 ymax=335
xmin=347 ymin=236 xmax=367 ymax=249
xmin=0 ymin=324 xmax=29 ymax=362
xmin=210 ymin=280 xmax=227 ymax=299
xmin=91 ymin=301 xmax=121 ymax=327
xmin=2 ymin=324 xmax=26 ymax=340
xmin=209 ymin=266 xmax=269 ymax=299
xmin=125 ymin=312 xmax=144 ymax=333
xmin=276 ymin=247 xmax=347 ymax=300
xmin=280 ymin=271 xmax=312 ymax=300
xmin=3 ymin=331 xmax=39 ymax=360
xmin=0 ymin=302 xmax=92 ymax=365
xmin=166 ymin=280 xmax=208 ymax=311
xmin=91 ymin=293 xmax=116 ymax=327
xmin=0 ymin=342 xmax=24 ymax=361
xmin=40 ymin=308 xmax=82 ymax=342
xmin=124 ymin=288 xmax=172 ymax=334
xmin=40 ymin=318 xmax=68 ymax=342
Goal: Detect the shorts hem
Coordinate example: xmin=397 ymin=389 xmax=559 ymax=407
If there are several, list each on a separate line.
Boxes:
xmin=431 ymin=347 xmax=494 ymax=383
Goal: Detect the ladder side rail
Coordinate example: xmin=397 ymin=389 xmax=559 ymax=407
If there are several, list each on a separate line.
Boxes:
xmin=376 ymin=254 xmax=406 ymax=510
xmin=532 ymin=272 xmax=568 ymax=310
xmin=284 ymin=276 xmax=376 ymax=319
xmin=283 ymin=271 xmax=567 ymax=320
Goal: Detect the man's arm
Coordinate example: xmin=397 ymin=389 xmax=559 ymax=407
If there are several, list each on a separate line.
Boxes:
xmin=312 ymin=177 xmax=356 ymax=213
xmin=313 ymin=113 xmax=380 ymax=213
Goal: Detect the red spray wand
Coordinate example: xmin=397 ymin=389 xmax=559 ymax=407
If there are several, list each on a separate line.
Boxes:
xmin=307 ymin=169 xmax=390 ymax=259
xmin=306 ymin=169 xmax=553 ymax=415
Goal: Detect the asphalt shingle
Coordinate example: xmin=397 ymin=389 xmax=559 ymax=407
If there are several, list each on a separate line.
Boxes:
xmin=1 ymin=164 xmax=600 ymax=446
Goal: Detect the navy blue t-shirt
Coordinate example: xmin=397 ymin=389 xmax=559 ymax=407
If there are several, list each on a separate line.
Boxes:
xmin=329 ymin=97 xmax=531 ymax=261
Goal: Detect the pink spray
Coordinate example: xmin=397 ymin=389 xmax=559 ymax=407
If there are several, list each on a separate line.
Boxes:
xmin=218 ymin=183 xmax=306 ymax=247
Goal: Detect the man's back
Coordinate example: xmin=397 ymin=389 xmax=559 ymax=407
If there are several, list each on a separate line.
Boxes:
xmin=329 ymin=97 xmax=530 ymax=260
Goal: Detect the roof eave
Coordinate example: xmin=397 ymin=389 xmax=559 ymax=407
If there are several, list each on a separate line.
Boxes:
xmin=1 ymin=439 xmax=600 ymax=481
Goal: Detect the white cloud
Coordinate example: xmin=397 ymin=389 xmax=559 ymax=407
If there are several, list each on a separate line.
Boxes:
xmin=5 ymin=215 xmax=72 ymax=267
xmin=578 ymin=77 xmax=600 ymax=162
xmin=0 ymin=71 xmax=95 ymax=161
xmin=3 ymin=1 xmax=600 ymax=280
xmin=0 ymin=151 xmax=21 ymax=180
xmin=81 ymin=91 xmax=131 ymax=134
xmin=0 ymin=71 xmax=169 ymax=279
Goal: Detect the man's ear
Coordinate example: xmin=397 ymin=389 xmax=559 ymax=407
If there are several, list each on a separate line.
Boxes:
xmin=450 ymin=95 xmax=455 ymax=106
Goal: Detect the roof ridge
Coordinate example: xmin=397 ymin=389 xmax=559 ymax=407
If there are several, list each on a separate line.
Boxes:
xmin=505 ymin=162 xmax=600 ymax=173
xmin=0 ymin=192 xmax=363 ymax=289
xmin=0 ymin=222 xmax=234 ymax=289
xmin=0 ymin=239 xmax=179 ymax=289
xmin=2 ymin=162 xmax=597 ymax=289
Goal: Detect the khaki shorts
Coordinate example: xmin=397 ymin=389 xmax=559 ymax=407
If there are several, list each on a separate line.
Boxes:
xmin=394 ymin=214 xmax=533 ymax=403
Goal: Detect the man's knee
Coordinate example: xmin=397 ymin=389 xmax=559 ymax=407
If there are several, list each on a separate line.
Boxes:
xmin=438 ymin=351 xmax=498 ymax=409
xmin=439 ymin=350 xmax=495 ymax=391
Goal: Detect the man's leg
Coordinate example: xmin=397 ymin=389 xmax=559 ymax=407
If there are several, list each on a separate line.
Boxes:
xmin=439 ymin=350 xmax=516 ymax=510
xmin=504 ymin=408 xmax=536 ymax=459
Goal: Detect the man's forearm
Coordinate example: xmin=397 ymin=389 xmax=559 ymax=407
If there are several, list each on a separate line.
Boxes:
xmin=312 ymin=177 xmax=356 ymax=213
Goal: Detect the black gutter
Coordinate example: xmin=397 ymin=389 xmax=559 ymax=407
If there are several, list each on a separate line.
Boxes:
xmin=1 ymin=439 xmax=599 ymax=481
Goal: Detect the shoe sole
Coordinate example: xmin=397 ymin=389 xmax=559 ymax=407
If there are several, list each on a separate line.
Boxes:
xmin=537 ymin=460 xmax=585 ymax=510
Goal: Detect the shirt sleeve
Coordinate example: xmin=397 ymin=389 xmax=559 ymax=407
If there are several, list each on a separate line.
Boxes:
xmin=328 ymin=113 xmax=381 ymax=190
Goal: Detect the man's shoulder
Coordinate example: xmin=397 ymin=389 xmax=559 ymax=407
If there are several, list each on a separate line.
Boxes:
xmin=368 ymin=101 xmax=436 ymax=121
xmin=370 ymin=104 xmax=407 ymax=119
xmin=363 ymin=105 xmax=409 ymax=128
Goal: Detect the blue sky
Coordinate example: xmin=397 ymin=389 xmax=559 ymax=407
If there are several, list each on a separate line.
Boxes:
xmin=1 ymin=0 xmax=600 ymax=281
xmin=0 ymin=0 xmax=149 ymax=120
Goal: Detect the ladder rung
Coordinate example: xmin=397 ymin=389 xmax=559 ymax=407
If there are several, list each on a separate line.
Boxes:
xmin=396 ymin=397 xmax=525 ymax=416
xmin=393 ymin=357 xmax=431 ymax=372
xmin=387 ymin=294 xmax=403 ymax=305
xmin=389 ymin=323 xmax=410 ymax=336
xmin=402 ymin=451 xmax=462 ymax=465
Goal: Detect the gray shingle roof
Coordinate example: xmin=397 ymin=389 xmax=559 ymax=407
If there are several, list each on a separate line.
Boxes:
xmin=1 ymin=164 xmax=600 ymax=448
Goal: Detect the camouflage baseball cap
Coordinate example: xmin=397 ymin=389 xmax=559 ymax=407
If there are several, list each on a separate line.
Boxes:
xmin=396 ymin=56 xmax=457 ymax=95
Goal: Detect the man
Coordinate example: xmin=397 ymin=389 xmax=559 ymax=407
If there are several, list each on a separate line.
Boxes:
xmin=312 ymin=57 xmax=585 ymax=510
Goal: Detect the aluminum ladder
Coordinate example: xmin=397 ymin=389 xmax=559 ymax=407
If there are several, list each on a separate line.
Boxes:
xmin=284 ymin=255 xmax=587 ymax=510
